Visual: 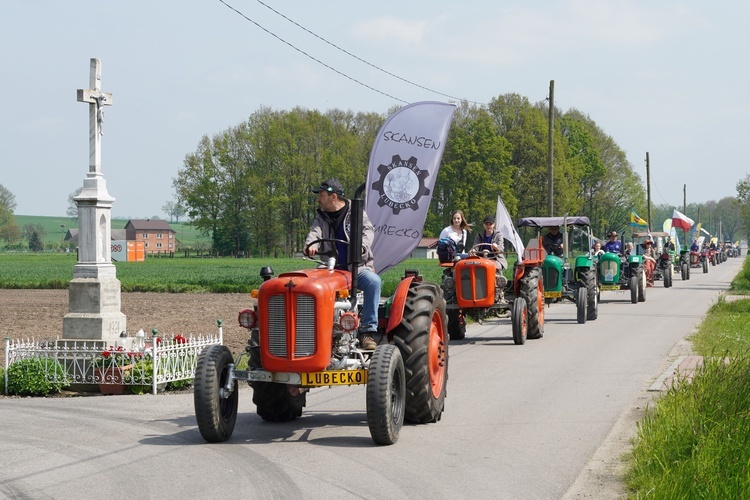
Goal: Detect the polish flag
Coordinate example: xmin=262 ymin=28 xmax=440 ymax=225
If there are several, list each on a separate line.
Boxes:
xmin=671 ymin=209 xmax=694 ymax=232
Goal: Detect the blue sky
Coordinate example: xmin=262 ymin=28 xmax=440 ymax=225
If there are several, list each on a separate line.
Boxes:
xmin=3 ymin=0 xmax=748 ymax=219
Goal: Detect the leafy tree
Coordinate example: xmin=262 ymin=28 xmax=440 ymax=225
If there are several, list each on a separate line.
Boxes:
xmin=0 ymin=184 xmax=16 ymax=212
xmin=67 ymin=187 xmax=83 ymax=223
xmin=162 ymin=201 xmax=186 ymax=223
xmin=430 ymin=104 xmax=515 ymax=239
xmin=0 ymin=184 xmax=20 ymax=246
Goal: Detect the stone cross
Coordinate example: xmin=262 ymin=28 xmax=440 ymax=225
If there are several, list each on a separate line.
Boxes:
xmin=76 ymin=58 xmax=112 ymax=175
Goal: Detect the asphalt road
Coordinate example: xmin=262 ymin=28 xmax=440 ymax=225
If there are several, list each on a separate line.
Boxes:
xmin=0 ymin=255 xmax=743 ymax=500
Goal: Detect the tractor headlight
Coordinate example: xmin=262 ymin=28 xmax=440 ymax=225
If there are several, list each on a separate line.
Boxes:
xmin=339 ymin=311 xmax=359 ymax=332
xmin=238 ymin=308 xmax=257 ymax=329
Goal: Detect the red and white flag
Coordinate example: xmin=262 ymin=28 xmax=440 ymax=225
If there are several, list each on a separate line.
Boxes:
xmin=671 ymin=209 xmax=694 ymax=232
xmin=366 ymin=101 xmax=456 ymax=273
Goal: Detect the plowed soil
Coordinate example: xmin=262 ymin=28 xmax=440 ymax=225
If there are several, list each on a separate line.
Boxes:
xmin=0 ymin=289 xmax=252 ymax=364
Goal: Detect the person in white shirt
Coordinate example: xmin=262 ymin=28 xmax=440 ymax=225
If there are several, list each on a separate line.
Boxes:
xmin=439 ymin=210 xmax=471 ymax=254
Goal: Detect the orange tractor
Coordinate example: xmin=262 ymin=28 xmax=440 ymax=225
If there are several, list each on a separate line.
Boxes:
xmin=193 ymin=185 xmax=448 ymax=446
xmin=439 ymin=231 xmax=546 ymax=345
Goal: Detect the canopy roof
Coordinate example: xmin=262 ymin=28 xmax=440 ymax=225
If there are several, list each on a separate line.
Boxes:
xmin=518 ymin=216 xmax=590 ymax=228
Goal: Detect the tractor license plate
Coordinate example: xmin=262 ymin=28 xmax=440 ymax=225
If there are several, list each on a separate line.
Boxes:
xmin=545 ymin=291 xmax=562 ymax=298
xmin=301 ymin=370 xmax=368 ymax=387
xmin=600 ymin=285 xmax=621 ymax=291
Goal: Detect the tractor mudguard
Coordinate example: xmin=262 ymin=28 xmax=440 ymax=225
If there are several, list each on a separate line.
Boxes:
xmin=385 ymin=276 xmax=415 ymax=336
xmin=574 ymin=255 xmax=593 ymax=269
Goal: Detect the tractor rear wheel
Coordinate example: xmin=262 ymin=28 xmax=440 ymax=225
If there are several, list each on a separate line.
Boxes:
xmin=576 ymin=287 xmax=588 ymax=324
xmin=584 ymin=268 xmax=598 ymax=320
xmin=391 ymin=282 xmax=448 ymax=424
xmin=520 ymin=267 xmax=544 ymax=339
xmin=194 ymin=345 xmax=238 ymax=443
xmin=447 ymin=309 xmax=466 ymax=341
xmin=511 ymin=298 xmax=527 ymax=345
xmin=366 ymin=344 xmax=405 ymax=446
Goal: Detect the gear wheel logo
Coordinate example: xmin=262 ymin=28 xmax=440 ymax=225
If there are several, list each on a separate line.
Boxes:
xmin=371 ymin=155 xmax=430 ymax=215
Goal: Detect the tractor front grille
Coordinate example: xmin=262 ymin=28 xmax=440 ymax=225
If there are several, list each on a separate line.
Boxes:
xmin=542 ymin=267 xmax=559 ymax=290
xmin=267 ymin=294 xmax=316 ymax=358
xmin=459 ymin=266 xmax=489 ymax=301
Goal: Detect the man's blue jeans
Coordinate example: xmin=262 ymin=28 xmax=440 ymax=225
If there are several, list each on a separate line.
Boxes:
xmin=357 ymin=268 xmax=381 ymax=332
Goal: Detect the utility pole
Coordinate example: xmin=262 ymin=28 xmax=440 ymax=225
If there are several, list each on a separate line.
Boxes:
xmin=646 ymin=152 xmax=651 ymax=229
xmin=547 ymin=80 xmax=554 ymax=216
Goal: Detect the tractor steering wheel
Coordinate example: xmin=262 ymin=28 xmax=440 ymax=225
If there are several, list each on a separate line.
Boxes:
xmin=303 ymin=238 xmax=349 ymax=269
xmin=469 ymin=242 xmax=500 ymax=259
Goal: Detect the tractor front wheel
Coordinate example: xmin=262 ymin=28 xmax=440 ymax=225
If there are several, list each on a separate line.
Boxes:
xmin=630 ymin=275 xmax=638 ymax=303
xmin=511 ymin=298 xmax=527 ymax=345
xmin=584 ymin=268 xmax=598 ymax=320
xmin=194 ymin=345 xmax=238 ymax=443
xmin=520 ymin=267 xmax=544 ymax=339
xmin=391 ymin=282 xmax=448 ymax=424
xmin=366 ymin=344 xmax=405 ymax=446
xmin=576 ymin=287 xmax=588 ymax=324
xmin=447 ymin=309 xmax=466 ymax=341
xmin=638 ymin=269 xmax=646 ymax=302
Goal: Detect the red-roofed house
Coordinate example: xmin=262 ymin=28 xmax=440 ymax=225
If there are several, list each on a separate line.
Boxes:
xmin=124 ymin=219 xmax=176 ymax=255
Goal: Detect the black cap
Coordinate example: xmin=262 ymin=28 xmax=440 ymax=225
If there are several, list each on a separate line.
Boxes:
xmin=483 ymin=215 xmax=495 ymax=224
xmin=311 ymin=178 xmax=344 ymax=195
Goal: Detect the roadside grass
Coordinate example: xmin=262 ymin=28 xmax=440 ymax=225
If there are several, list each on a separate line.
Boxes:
xmin=626 ymin=255 xmax=750 ymax=498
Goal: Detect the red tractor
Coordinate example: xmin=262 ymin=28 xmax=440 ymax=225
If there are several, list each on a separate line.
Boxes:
xmin=440 ymin=234 xmax=546 ymax=345
xmin=193 ymin=185 xmax=448 ymax=446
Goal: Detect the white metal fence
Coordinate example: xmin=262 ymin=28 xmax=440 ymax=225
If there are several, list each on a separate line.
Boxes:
xmin=4 ymin=327 xmax=223 ymax=395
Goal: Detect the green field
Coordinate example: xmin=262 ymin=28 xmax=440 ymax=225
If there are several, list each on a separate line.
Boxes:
xmin=11 ymin=214 xmax=208 ymax=249
xmin=0 ymin=253 xmax=454 ymax=295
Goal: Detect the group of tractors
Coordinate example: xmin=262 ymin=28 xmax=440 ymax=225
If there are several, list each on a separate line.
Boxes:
xmin=190 ymin=187 xmax=703 ymax=446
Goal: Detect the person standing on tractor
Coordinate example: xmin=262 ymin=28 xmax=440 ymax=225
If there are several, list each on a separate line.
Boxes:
xmin=439 ymin=210 xmax=471 ymax=256
xmin=542 ymin=226 xmax=564 ymax=257
xmin=470 ymin=215 xmax=508 ymax=302
xmin=603 ymin=231 xmax=623 ymax=254
xmin=304 ymin=178 xmax=381 ymax=350
xmin=642 ymin=238 xmax=657 ymax=286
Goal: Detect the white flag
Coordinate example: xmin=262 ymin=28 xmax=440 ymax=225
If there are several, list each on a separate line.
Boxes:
xmin=366 ymin=101 xmax=456 ymax=273
xmin=495 ymin=196 xmax=525 ymax=261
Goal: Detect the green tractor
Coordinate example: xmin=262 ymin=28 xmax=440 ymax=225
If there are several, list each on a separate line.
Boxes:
xmin=518 ymin=216 xmax=599 ymax=324
xmin=598 ymin=241 xmax=646 ymax=304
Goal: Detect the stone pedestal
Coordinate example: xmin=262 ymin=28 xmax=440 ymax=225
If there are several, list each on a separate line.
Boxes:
xmin=63 ymin=272 xmax=126 ymax=341
xmin=62 ymin=174 xmax=126 ymax=343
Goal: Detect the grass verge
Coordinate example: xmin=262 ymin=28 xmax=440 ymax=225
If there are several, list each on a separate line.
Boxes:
xmin=626 ymin=255 xmax=750 ymax=498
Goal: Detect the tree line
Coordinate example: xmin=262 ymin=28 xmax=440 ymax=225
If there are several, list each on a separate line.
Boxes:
xmin=172 ymin=95 xmax=653 ymax=257
xmin=0 ymin=92 xmax=745 ymax=253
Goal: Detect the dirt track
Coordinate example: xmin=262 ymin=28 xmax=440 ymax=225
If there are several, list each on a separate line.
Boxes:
xmin=0 ymin=289 xmax=252 ymax=363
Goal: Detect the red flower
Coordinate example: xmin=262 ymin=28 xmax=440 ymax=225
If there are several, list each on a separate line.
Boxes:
xmin=174 ymin=334 xmax=187 ymax=344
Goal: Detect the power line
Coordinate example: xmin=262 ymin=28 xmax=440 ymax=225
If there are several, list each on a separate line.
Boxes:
xmin=254 ymin=0 xmax=484 ymax=105
xmin=218 ymin=0 xmax=484 ymax=106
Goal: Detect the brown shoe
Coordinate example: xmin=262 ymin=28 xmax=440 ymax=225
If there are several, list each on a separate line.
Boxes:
xmin=358 ymin=333 xmax=377 ymax=350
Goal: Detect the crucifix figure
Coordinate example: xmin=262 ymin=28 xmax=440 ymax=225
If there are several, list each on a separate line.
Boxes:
xmin=77 ymin=58 xmax=113 ymax=175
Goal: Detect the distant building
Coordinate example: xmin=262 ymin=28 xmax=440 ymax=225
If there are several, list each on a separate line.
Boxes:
xmin=124 ymin=219 xmax=176 ymax=255
xmin=65 ymin=228 xmax=126 ymax=242
xmin=411 ymin=237 xmax=439 ymax=259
